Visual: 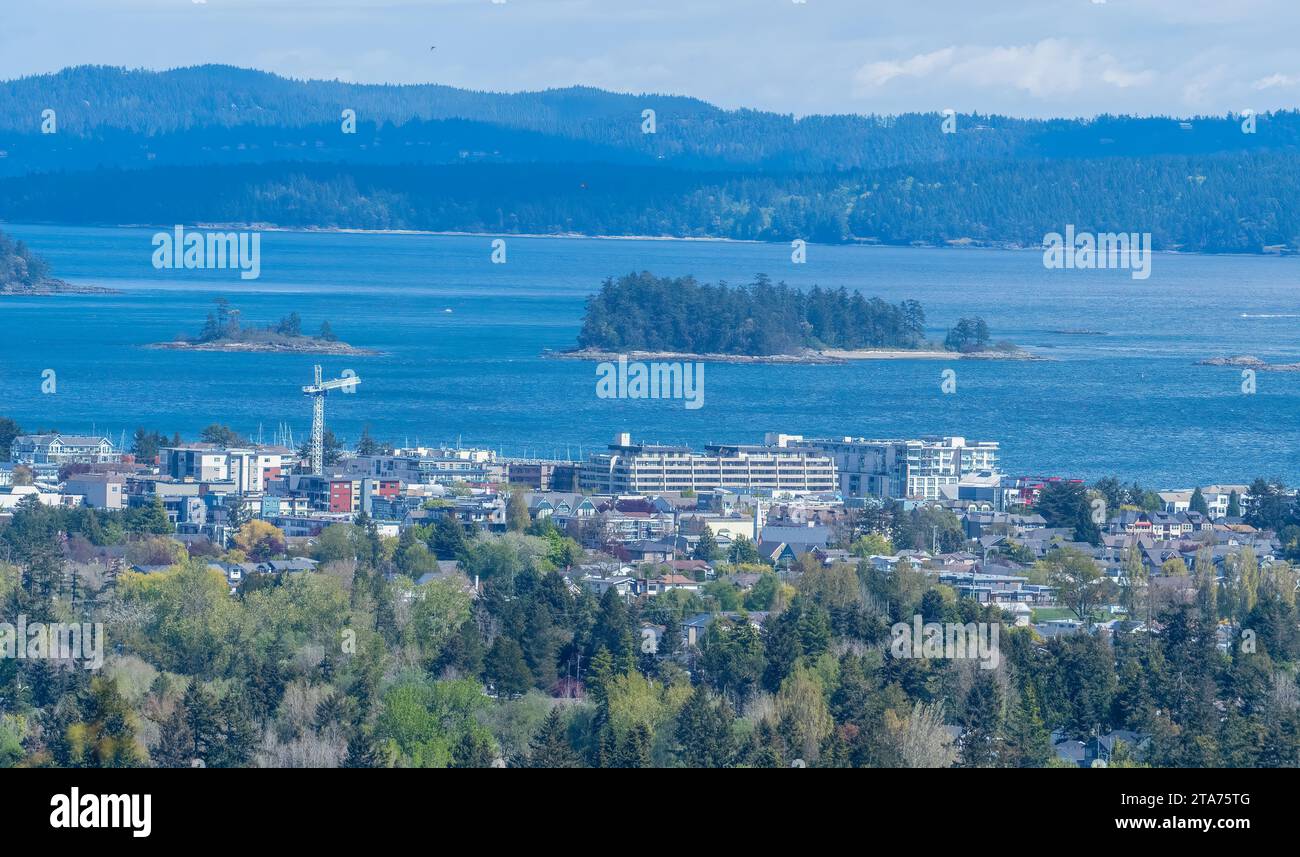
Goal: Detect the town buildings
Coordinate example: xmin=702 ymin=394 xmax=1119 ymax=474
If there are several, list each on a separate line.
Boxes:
xmin=4 ymin=423 xmax=1283 ymax=646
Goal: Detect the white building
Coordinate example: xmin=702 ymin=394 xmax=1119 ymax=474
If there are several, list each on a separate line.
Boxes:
xmin=769 ymin=434 xmax=999 ymax=501
xmin=342 ymin=447 xmax=498 ymax=485
xmin=1158 ymin=485 xmax=1248 ymax=519
xmin=63 ymin=473 xmax=126 ymax=510
xmin=10 ymin=434 xmax=119 ymax=465
xmin=163 ymin=445 xmax=294 ymax=493
xmin=581 ymin=433 xmax=837 ymax=495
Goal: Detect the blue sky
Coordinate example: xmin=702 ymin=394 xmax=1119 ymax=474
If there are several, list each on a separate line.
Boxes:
xmin=3 ymin=0 xmax=1299 ymax=118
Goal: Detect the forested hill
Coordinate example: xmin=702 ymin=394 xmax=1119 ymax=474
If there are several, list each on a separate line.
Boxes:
xmin=2 ymin=65 xmax=1300 ymax=252
xmin=2 ymin=65 xmax=1298 ymax=174
xmin=5 ymin=151 xmax=1297 ymax=253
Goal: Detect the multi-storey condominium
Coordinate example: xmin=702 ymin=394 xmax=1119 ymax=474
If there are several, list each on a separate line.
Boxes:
xmin=581 ymin=433 xmax=837 ymax=495
xmin=343 ymin=447 xmax=500 ymax=485
xmin=766 ymin=433 xmax=999 ymax=501
xmin=162 ymin=445 xmax=295 ymax=494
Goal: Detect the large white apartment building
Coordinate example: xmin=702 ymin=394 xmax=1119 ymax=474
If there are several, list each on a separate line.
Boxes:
xmin=342 ymin=447 xmax=499 ymax=485
xmin=767 ymin=433 xmax=999 ymax=501
xmin=162 ymin=445 xmax=294 ymax=494
xmin=581 ymin=433 xmax=837 ymax=495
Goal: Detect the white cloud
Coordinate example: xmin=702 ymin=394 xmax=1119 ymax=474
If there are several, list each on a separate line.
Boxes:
xmin=856 ymin=47 xmax=955 ymax=89
xmin=7 ymin=0 xmax=1300 ymax=118
xmin=854 ymin=39 xmax=1153 ymax=100
xmin=1252 ymin=73 xmax=1300 ymax=90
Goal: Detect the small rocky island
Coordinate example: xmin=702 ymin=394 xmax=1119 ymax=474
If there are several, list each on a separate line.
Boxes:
xmin=0 ymin=228 xmax=117 ymax=294
xmin=1199 ymin=355 xmax=1300 ymax=372
xmin=149 ymin=298 xmax=378 ymax=355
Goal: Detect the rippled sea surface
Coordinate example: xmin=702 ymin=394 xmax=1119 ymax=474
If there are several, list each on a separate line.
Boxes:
xmin=3 ymin=223 xmax=1299 ymax=485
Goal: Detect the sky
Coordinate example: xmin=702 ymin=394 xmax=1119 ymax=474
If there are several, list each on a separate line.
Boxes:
xmin=2 ymin=0 xmax=1299 ymax=118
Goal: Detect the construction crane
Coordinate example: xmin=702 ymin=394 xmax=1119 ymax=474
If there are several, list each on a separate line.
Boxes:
xmin=302 ymin=365 xmax=360 ymax=475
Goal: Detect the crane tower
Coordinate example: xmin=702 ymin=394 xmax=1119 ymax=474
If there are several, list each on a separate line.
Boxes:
xmin=302 ymin=365 xmax=360 ymax=474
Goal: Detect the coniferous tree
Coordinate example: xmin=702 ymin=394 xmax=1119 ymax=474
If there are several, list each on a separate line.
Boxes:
xmin=585 ymin=646 xmax=615 ymax=709
xmin=742 ymin=719 xmax=786 ymax=768
xmin=429 ymin=514 xmax=470 ymax=560
xmin=342 ymin=728 xmax=385 ymax=768
xmin=485 ymin=636 xmax=532 ymax=698
xmin=693 ymin=528 xmax=720 ymax=562
xmin=959 ymin=672 xmax=1003 ymax=768
xmin=615 ymin=722 xmax=653 ymax=768
xmin=153 ymin=703 xmax=196 ymax=768
xmin=182 ymin=680 xmax=219 ymax=764
xmin=451 ymin=730 xmax=497 ymax=768
xmin=1003 ymin=684 xmax=1052 ymax=768
xmin=210 ymin=690 xmax=257 ymax=768
xmin=1189 ymin=487 xmax=1209 ymax=515
xmin=674 ymin=685 xmax=735 ymax=768
xmin=527 ymin=708 xmax=581 ymax=768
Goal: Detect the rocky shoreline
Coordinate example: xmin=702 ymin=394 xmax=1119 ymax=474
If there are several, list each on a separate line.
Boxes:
xmin=1 ymin=278 xmax=119 ymax=295
xmin=548 ymin=346 xmax=1044 ymax=365
xmin=1199 ymin=355 xmax=1300 ymax=372
xmin=148 ymin=339 xmax=380 ymax=356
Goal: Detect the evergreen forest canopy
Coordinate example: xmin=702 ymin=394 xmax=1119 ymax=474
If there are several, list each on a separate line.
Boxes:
xmin=0 ymin=228 xmax=53 ymax=290
xmin=576 ymin=272 xmax=938 ymax=355
xmin=189 ymin=298 xmax=338 ymax=344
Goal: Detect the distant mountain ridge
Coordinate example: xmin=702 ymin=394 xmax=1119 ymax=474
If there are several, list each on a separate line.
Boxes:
xmin=2 ymin=65 xmax=1297 ymax=174
xmin=1 ymin=65 xmax=1299 ymax=253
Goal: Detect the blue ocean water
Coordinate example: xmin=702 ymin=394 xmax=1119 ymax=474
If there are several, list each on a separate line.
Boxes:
xmin=1 ymin=223 xmax=1298 ymax=486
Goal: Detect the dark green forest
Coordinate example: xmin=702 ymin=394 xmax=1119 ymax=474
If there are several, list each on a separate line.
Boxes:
xmin=576 ymin=272 xmax=928 ymax=354
xmin=0 ymin=228 xmax=52 ymax=289
xmin=3 ymin=152 xmax=1297 ymax=252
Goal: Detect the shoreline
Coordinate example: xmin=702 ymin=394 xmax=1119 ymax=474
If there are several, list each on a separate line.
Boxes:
xmin=146 ymin=340 xmax=381 ymax=356
xmin=1 ymin=279 xmax=119 ymax=296
xmin=821 ymin=347 xmax=1043 ymax=361
xmin=7 ymin=220 xmax=1299 ymax=259
xmin=548 ymin=347 xmax=1044 ymax=365
xmin=1199 ymin=355 xmax=1300 ymax=372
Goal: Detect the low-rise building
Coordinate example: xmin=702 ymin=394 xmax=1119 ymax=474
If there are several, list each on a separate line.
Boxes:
xmin=11 ymin=434 xmax=119 ymax=466
xmin=63 ymin=473 xmax=127 ymax=510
